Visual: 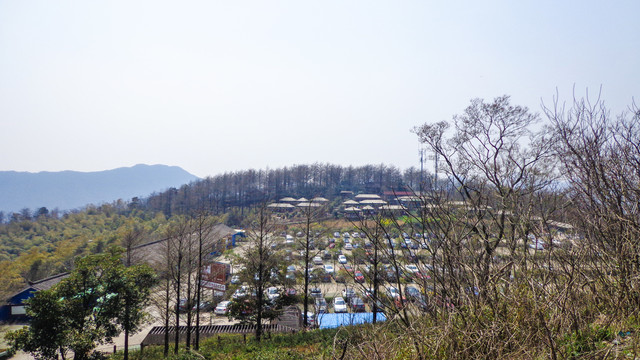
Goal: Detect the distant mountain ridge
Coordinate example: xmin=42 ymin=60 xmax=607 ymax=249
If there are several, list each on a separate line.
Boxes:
xmin=0 ymin=164 xmax=200 ymax=213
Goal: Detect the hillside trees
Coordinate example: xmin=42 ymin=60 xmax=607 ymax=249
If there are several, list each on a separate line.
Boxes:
xmin=546 ymin=94 xmax=640 ymax=316
xmin=359 ymin=95 xmax=560 ymax=357
xmin=0 ymin=206 xmax=167 ymax=301
xmin=140 ymin=164 xmax=415 ymax=218
xmin=413 ymin=95 xmax=555 ymax=301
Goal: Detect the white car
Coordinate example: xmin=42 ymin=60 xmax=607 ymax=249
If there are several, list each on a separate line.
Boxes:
xmin=266 ymin=286 xmax=280 ymax=301
xmin=324 ymin=264 xmax=335 ymax=274
xmin=344 ymin=243 xmax=353 ymax=251
xmin=303 ymin=311 xmax=316 ymax=326
xmin=386 ymin=286 xmax=399 ymax=298
xmin=232 ymin=286 xmax=247 ymax=299
xmin=338 ymin=255 xmax=347 ymax=264
xmin=405 ymin=264 xmax=419 ymax=273
xmin=214 ymin=301 xmax=231 ymax=315
xmin=333 ymin=296 xmax=348 ymax=313
xmin=529 ymin=240 xmax=545 ymax=250
xmin=313 ymin=256 xmax=323 ymax=265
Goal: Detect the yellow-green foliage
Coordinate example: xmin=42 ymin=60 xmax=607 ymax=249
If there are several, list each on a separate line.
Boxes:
xmin=0 ymin=205 xmax=167 ymax=299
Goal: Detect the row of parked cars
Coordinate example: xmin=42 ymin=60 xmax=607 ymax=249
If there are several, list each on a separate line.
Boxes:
xmin=309 ymin=286 xmax=368 ymax=314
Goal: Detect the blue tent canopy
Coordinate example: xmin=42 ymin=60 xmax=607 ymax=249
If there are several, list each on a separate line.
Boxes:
xmin=317 ymin=312 xmax=386 ymax=329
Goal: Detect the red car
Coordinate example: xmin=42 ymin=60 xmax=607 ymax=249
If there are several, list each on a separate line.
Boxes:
xmin=354 ymin=271 xmax=365 ymax=283
xmin=415 ymin=271 xmax=431 ymax=281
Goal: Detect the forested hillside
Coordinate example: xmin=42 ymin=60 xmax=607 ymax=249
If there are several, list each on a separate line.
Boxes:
xmin=0 ymin=203 xmax=168 ymax=299
xmin=0 ymin=162 xmax=422 ymax=299
xmin=140 ymin=163 xmax=426 ymax=217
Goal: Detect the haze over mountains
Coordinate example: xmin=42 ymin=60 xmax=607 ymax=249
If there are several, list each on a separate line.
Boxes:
xmin=0 ymin=164 xmax=200 ymax=213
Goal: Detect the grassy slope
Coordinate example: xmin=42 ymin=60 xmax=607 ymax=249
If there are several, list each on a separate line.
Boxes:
xmin=109 ymin=328 xmax=342 ymax=360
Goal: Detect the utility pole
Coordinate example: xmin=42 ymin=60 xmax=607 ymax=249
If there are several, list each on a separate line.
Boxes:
xmin=419 ymin=148 xmax=426 ymax=194
xmin=427 ymin=151 xmax=439 ymax=191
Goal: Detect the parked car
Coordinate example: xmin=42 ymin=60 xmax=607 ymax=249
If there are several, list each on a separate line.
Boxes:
xmin=354 ymin=271 xmax=365 ymax=283
xmin=350 ymin=297 xmax=366 ymax=312
xmin=266 ymin=286 xmax=280 ymax=301
xmin=386 ymin=286 xmax=399 ymax=299
xmin=315 ymin=297 xmax=328 ymax=313
xmin=303 ymin=311 xmax=316 ymax=326
xmin=313 ymin=256 xmax=323 ymax=265
xmin=310 ymin=287 xmax=323 ymax=299
xmin=529 ymin=240 xmax=545 ymax=250
xmin=338 ymin=255 xmax=347 ymax=264
xmin=344 ymin=243 xmax=353 ymax=251
xmin=394 ymin=295 xmax=408 ymax=308
xmin=405 ymin=264 xmax=419 ymax=274
xmin=362 ymin=288 xmax=375 ymax=302
xmin=214 ymin=300 xmax=231 ymax=315
xmin=324 ymin=264 xmax=335 ymax=274
xmin=405 ymin=286 xmax=421 ymax=301
xmin=319 ymin=269 xmax=332 ymax=283
xmin=232 ymin=285 xmax=249 ymax=299
xmin=192 ymin=301 xmax=212 ymax=311
xmin=416 ymin=271 xmax=431 ymax=281
xmin=178 ymin=299 xmax=191 ymax=312
xmin=230 ymin=275 xmax=241 ymax=285
xmin=333 ymin=297 xmax=348 ymax=313
xmin=342 ymin=287 xmax=356 ymax=301
xmin=285 ymin=288 xmax=297 ymax=296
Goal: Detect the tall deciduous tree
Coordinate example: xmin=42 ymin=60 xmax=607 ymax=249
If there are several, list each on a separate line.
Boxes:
xmin=190 ymin=209 xmax=216 ymax=350
xmin=297 ymin=199 xmax=328 ymax=328
xmin=230 ymin=204 xmax=281 ymax=342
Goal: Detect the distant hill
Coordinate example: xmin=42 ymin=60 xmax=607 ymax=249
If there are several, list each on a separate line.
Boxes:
xmin=0 ymin=164 xmax=200 ymax=213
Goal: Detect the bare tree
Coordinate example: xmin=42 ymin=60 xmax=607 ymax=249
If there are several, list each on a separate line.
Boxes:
xmin=164 ymin=216 xmax=192 ymax=354
xmin=231 ymin=203 xmax=282 ymax=342
xmin=296 ymin=199 xmax=329 ymax=328
xmin=120 ymin=221 xmax=146 ymax=267
xmin=190 ymin=209 xmax=216 ymax=350
xmin=118 ymin=221 xmax=147 ymax=360
xmin=413 ymin=95 xmax=555 ymax=304
xmin=545 ymin=93 xmax=640 ymax=315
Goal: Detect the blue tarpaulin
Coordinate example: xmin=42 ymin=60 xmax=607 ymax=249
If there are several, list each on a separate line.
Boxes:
xmin=317 ymin=312 xmax=387 ymax=329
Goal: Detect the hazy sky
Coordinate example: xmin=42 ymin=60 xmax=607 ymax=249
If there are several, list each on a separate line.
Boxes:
xmin=1 ymin=1 xmax=638 ymax=178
